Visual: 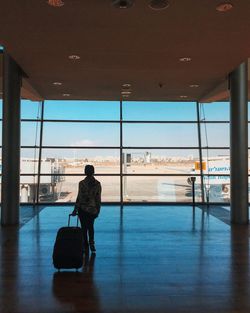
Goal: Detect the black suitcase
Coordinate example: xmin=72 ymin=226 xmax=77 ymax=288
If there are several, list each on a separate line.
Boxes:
xmin=53 ymin=214 xmax=84 ymax=270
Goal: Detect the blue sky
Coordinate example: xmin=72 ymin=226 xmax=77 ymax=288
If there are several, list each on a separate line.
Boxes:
xmin=0 ymin=99 xmax=236 ymax=158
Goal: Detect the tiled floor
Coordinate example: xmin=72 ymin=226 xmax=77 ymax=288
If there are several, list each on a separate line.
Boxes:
xmin=1 ymin=205 xmax=250 ymax=313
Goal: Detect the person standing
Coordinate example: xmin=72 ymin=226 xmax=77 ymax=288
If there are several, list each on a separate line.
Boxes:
xmin=72 ymin=165 xmax=101 ymax=253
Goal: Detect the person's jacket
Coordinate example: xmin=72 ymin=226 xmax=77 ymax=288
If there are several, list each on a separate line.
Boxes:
xmin=75 ymin=176 xmax=101 ymax=217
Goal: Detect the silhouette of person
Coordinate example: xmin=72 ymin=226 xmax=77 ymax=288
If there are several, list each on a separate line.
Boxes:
xmin=72 ymin=165 xmax=101 ymax=253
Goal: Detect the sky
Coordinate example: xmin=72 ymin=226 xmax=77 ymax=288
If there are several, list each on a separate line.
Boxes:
xmin=0 ymin=99 xmax=243 ymax=159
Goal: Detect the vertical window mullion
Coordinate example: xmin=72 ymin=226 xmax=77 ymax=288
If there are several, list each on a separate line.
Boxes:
xmin=120 ymin=99 xmax=123 ymax=207
xmin=36 ymin=101 xmax=44 ymax=204
xmin=196 ymin=102 xmax=205 ymax=203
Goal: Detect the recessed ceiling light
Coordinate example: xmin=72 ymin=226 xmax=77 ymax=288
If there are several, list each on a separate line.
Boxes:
xmin=180 ymin=95 xmax=188 ymax=99
xmin=148 ymin=0 xmax=170 ymax=10
xmin=53 ymin=82 xmax=62 ymax=86
xmin=122 ymin=83 xmax=132 ymax=89
xmin=179 ymin=57 xmax=192 ymax=62
xmin=47 ymin=0 xmax=64 ymax=7
xmin=189 ymin=84 xmax=199 ymax=88
xmin=216 ymin=3 xmax=233 ymax=12
xmin=112 ymin=0 xmax=134 ymax=9
xmin=62 ymin=93 xmax=70 ymax=97
xmin=68 ymin=55 xmax=80 ymax=60
xmin=121 ymin=91 xmax=132 ymax=95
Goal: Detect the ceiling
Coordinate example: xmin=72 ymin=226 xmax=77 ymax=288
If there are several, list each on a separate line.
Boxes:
xmin=0 ymin=0 xmax=250 ymax=102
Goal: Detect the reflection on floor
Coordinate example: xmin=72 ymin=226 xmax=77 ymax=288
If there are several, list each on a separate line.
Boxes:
xmin=198 ymin=205 xmax=231 ymax=225
xmin=1 ymin=205 xmax=250 ymax=313
xmin=19 ymin=205 xmax=45 ymax=227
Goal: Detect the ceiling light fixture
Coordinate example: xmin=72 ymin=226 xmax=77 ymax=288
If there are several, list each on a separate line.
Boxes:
xmin=47 ymin=0 xmax=64 ymax=7
xmin=148 ymin=0 xmax=170 ymax=10
xmin=179 ymin=57 xmax=192 ymax=62
xmin=68 ymin=55 xmax=80 ymax=60
xmin=180 ymin=95 xmax=188 ymax=99
xmin=53 ymin=82 xmax=62 ymax=86
xmin=189 ymin=84 xmax=199 ymax=88
xmin=122 ymin=83 xmax=132 ymax=89
xmin=112 ymin=0 xmax=134 ymax=9
xmin=216 ymin=3 xmax=233 ymax=12
xmin=62 ymin=93 xmax=70 ymax=97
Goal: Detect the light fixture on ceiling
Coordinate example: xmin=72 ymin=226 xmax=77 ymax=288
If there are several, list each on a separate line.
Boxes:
xmin=180 ymin=95 xmax=188 ymax=99
xmin=148 ymin=0 xmax=170 ymax=10
xmin=216 ymin=3 xmax=233 ymax=12
xmin=62 ymin=93 xmax=70 ymax=97
xmin=53 ymin=82 xmax=62 ymax=86
xmin=68 ymin=55 xmax=80 ymax=60
xmin=112 ymin=0 xmax=134 ymax=9
xmin=122 ymin=83 xmax=132 ymax=89
xmin=121 ymin=90 xmax=132 ymax=98
xmin=121 ymin=91 xmax=132 ymax=95
xmin=179 ymin=57 xmax=192 ymax=62
xmin=47 ymin=0 xmax=64 ymax=7
xmin=189 ymin=84 xmax=199 ymax=88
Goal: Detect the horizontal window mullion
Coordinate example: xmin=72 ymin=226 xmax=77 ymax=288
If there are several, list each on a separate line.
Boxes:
xmin=199 ymin=121 xmax=229 ymax=123
xmin=122 ymin=173 xmax=201 ymax=177
xmin=39 ymin=146 xmax=120 ymax=149
xmin=201 ymin=147 xmax=229 ymax=149
xmin=123 ymin=146 xmax=201 ymax=149
xmin=38 ymin=173 xmax=121 ymax=176
xmin=20 ymin=174 xmax=38 ymax=176
xmin=37 ymin=173 xmax=201 ymax=177
xmin=42 ymin=119 xmax=120 ymax=123
xmin=204 ymin=174 xmax=230 ymax=177
xmin=21 ymin=119 xmax=42 ymax=122
xmin=122 ymin=120 xmax=198 ymax=123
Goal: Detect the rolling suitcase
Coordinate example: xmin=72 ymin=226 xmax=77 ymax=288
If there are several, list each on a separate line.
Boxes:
xmin=53 ymin=214 xmax=84 ymax=270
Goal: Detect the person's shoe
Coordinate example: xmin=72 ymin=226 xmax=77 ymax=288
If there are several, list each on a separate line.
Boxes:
xmin=89 ymin=243 xmax=96 ymax=253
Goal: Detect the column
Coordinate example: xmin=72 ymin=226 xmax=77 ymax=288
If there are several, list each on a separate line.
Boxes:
xmin=230 ymin=62 xmax=248 ymax=224
xmin=1 ymin=52 xmax=22 ymax=225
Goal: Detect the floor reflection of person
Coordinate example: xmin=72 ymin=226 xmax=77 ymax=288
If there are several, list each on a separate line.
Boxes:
xmin=72 ymin=165 xmax=102 ymax=253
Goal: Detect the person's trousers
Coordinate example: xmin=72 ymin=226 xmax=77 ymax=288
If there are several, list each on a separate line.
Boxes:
xmin=78 ymin=211 xmax=95 ymax=245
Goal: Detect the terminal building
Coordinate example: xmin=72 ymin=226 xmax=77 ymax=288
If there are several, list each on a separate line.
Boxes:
xmin=0 ymin=1 xmax=250 ymax=313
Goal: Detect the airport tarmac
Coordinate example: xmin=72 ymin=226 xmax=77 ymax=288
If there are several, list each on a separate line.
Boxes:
xmin=53 ymin=165 xmax=199 ymax=203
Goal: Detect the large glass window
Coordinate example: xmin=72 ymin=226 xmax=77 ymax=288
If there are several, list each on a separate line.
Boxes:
xmin=199 ymin=102 xmax=229 ymax=121
xmin=43 ymin=122 xmax=119 ymax=146
xmin=21 ymin=100 xmax=42 ymax=120
xmin=123 ymin=101 xmax=197 ymax=121
xmin=123 ymin=123 xmax=198 ymax=147
xmin=36 ymin=101 xmax=120 ymax=203
xmin=38 ymin=175 xmax=120 ymax=203
xmin=44 ymin=100 xmax=120 ymax=120
xmin=18 ymin=101 xmax=42 ymax=203
xmin=123 ymin=176 xmax=202 ymax=202
xmin=40 ymin=149 xmax=120 ymax=174
xmin=14 ymin=100 xmax=237 ymax=204
xmin=122 ymin=149 xmax=199 ymax=174
xmin=199 ymin=102 xmax=230 ymax=203
xmin=21 ymin=121 xmax=41 ymax=146
xmin=200 ymin=123 xmax=229 ymax=148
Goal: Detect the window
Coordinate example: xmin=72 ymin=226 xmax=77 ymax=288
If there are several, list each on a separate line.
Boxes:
xmin=16 ymin=100 xmax=234 ymax=204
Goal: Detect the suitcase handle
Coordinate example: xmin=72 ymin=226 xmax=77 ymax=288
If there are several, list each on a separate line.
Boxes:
xmin=68 ymin=214 xmax=79 ymax=227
